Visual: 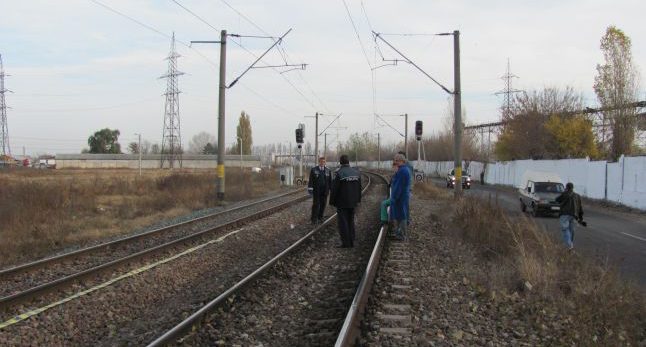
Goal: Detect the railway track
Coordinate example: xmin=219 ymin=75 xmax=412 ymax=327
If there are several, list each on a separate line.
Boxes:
xmin=146 ymin=171 xmax=389 ymax=347
xmin=0 ymin=172 xmax=390 ymax=346
xmin=0 ymin=189 xmax=306 ymax=310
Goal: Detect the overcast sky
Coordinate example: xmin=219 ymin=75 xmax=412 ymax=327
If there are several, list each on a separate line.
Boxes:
xmin=1 ymin=0 xmax=644 ymax=156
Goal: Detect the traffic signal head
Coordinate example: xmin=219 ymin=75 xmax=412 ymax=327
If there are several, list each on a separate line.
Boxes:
xmin=295 ymin=128 xmax=304 ymax=144
xmin=415 ymin=120 xmax=423 ymax=139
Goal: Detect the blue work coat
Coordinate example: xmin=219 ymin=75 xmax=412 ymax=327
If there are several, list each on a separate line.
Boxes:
xmin=389 ymin=165 xmax=410 ymax=221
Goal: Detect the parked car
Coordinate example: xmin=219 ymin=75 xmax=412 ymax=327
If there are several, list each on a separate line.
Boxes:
xmin=446 ymin=169 xmax=471 ymax=189
xmin=519 ymin=180 xmax=565 ymax=217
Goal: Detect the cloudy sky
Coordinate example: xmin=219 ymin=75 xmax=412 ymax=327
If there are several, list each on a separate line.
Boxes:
xmin=1 ymin=0 xmax=644 ymax=155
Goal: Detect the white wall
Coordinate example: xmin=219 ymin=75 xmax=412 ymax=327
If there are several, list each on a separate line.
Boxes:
xmin=362 ymin=156 xmax=646 ymax=210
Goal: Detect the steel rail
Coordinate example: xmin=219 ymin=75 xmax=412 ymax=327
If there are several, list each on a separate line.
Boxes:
xmin=0 ymin=192 xmax=309 ymax=309
xmin=0 ymin=189 xmax=302 ymax=278
xmin=335 ymin=171 xmax=389 ymax=346
xmin=147 ymin=173 xmax=378 ymax=347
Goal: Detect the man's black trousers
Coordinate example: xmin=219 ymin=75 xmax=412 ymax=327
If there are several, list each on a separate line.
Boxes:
xmin=311 ymin=193 xmax=328 ymax=223
xmin=336 ymin=207 xmax=356 ymax=247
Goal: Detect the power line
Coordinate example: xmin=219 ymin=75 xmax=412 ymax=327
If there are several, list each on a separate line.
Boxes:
xmin=170 ymin=0 xmax=219 ymax=32
xmin=90 ymin=0 xmax=218 ymax=69
xmin=219 ymin=0 xmax=290 ymax=65
xmin=16 ymin=97 xmax=159 ymax=112
xmin=359 ymin=1 xmax=379 ymax=121
xmin=379 ymin=33 xmax=438 ymax=36
xmin=341 ymin=0 xmax=372 ymax=70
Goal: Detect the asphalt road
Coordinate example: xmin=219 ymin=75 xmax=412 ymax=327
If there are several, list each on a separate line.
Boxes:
xmin=431 ymin=178 xmax=646 ymax=286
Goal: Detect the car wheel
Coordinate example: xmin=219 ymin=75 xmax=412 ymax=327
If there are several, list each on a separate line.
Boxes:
xmin=520 ymin=200 xmax=526 ymax=212
xmin=531 ymin=203 xmax=539 ymax=217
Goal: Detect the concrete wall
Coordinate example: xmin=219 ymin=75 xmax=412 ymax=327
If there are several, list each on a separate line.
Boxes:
xmin=55 ymin=154 xmax=261 ymax=169
xmin=361 ymin=156 xmax=646 ymax=210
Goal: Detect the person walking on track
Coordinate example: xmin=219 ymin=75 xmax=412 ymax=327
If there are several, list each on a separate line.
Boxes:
xmin=308 ymin=157 xmax=332 ymax=224
xmin=329 ymin=154 xmax=362 ymax=248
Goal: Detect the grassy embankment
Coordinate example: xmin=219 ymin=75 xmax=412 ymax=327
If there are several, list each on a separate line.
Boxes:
xmin=415 ymin=181 xmax=645 ymax=345
xmin=0 ymin=168 xmax=280 ymax=267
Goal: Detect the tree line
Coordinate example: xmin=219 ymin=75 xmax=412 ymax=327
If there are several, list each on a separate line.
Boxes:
xmin=495 ymin=26 xmax=642 ymax=162
xmin=83 ymin=111 xmax=253 ymax=156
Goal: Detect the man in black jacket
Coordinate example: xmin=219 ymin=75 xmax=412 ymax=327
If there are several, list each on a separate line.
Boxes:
xmin=329 ymin=154 xmax=362 ymax=248
xmin=555 ymin=182 xmax=583 ymax=250
xmin=308 ymin=157 xmax=332 ymax=224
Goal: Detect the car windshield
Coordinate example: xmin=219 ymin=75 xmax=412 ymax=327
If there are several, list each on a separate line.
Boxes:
xmin=534 ymin=182 xmax=564 ymax=193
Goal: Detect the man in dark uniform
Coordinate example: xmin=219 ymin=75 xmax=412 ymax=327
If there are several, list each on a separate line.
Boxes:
xmin=329 ymin=154 xmax=362 ymax=248
xmin=308 ymin=157 xmax=332 ymax=224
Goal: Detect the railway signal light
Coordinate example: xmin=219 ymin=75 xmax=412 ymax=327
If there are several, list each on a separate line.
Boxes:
xmin=415 ymin=120 xmax=423 ymax=140
xmin=295 ymin=128 xmax=304 ymax=145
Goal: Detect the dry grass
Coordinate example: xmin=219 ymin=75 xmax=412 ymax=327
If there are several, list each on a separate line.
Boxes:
xmin=0 ymin=168 xmax=280 ymax=267
xmin=412 ymin=180 xmax=452 ymax=200
xmin=453 ymin=198 xmax=646 ymax=344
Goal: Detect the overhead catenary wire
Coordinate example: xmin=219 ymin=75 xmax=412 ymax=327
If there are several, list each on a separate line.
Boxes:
xmin=375 ymin=114 xmax=405 ymax=137
xmin=169 ymin=0 xmax=320 ymax=111
xmin=341 ymin=0 xmax=373 ymax=70
xmin=373 ymin=31 xmax=453 ymax=95
xmin=165 ymin=0 xmax=318 ymax=114
xmin=89 ymin=0 xmax=219 ymax=69
xmin=170 ymin=0 xmax=219 ymax=32
xmin=219 ymin=0 xmax=290 ymax=65
xmin=219 ymin=0 xmax=331 ymax=112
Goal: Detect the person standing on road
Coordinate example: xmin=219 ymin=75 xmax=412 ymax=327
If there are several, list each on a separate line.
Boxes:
xmin=329 ymin=154 xmax=362 ymax=248
xmin=308 ymin=157 xmax=332 ymax=224
xmin=555 ymin=182 xmax=583 ymax=250
xmin=390 ymin=153 xmax=411 ymax=241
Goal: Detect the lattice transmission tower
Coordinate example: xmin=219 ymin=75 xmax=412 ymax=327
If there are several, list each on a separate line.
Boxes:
xmin=0 ymin=54 xmax=11 ymax=157
xmin=160 ymin=33 xmax=185 ymax=168
xmin=495 ymin=58 xmax=523 ymax=121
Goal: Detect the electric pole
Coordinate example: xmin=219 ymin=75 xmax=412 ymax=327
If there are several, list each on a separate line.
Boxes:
xmin=324 ymin=133 xmax=327 ymax=158
xmin=191 ymin=30 xmax=227 ymax=199
xmin=0 ymin=54 xmax=11 ymax=157
xmin=314 ymin=112 xmax=319 ymax=158
xmin=404 ymin=113 xmax=408 ymax=159
xmin=192 ymin=29 xmax=294 ymax=200
xmin=377 ymin=133 xmax=381 ymax=170
xmin=373 ymin=30 xmax=462 ymax=197
xmin=453 ymin=30 xmax=463 ymax=196
xmin=135 ymin=133 xmax=142 ymax=176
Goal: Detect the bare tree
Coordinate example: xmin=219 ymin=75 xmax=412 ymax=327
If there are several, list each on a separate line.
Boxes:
xmin=187 ymin=132 xmax=216 ymax=154
xmin=594 ymin=26 xmax=641 ymax=160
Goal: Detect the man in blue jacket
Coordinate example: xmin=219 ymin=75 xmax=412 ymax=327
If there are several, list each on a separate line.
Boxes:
xmin=390 ymin=153 xmax=410 ymax=240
